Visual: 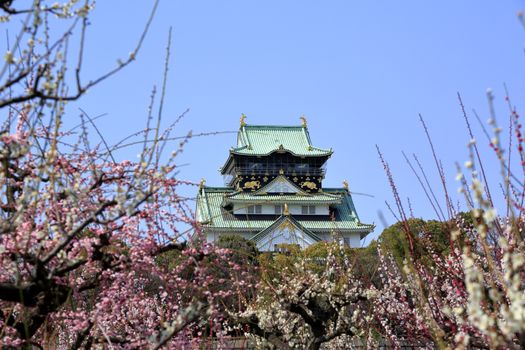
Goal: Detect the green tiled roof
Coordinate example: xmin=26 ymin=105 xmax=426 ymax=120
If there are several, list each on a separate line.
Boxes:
xmin=224 ymin=192 xmax=343 ymax=205
xmin=232 ymin=125 xmax=332 ymax=157
xmin=196 ymin=187 xmax=374 ymax=235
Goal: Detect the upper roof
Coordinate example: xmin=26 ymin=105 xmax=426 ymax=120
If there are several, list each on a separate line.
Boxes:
xmin=232 ymin=124 xmax=333 ymax=157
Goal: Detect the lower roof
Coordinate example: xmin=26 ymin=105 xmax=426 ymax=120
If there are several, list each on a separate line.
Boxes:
xmin=197 ymin=187 xmax=374 ymax=238
xmin=224 ymin=192 xmax=343 ymax=205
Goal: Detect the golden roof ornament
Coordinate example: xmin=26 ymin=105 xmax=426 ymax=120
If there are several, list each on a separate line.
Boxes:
xmin=199 ymin=178 xmax=206 ymax=189
xmin=283 ymin=203 xmax=289 ymax=216
xmin=300 ymin=115 xmax=307 ymax=128
xmin=240 ymin=113 xmax=247 ymax=127
xmin=343 ymin=180 xmax=349 ymax=193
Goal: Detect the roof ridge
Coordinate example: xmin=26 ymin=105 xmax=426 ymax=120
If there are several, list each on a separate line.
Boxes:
xmin=302 ymin=125 xmax=313 ymax=147
xmin=242 ymin=124 xmax=304 ymax=129
xmin=238 ymin=126 xmax=252 ymax=149
xmin=199 ymin=188 xmax=212 ymax=223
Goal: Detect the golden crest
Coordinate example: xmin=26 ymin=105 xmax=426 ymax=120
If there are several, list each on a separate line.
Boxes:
xmin=300 ymin=181 xmax=318 ymax=190
xmin=243 ymin=180 xmax=261 ymax=190
xmin=263 ymin=176 xmax=269 ymax=182
xmin=300 ymin=115 xmax=307 ymax=127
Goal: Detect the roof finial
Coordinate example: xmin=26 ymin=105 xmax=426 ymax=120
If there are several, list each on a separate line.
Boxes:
xmin=283 ymin=203 xmax=289 ymax=216
xmin=343 ymin=180 xmax=349 ymax=193
xmin=300 ymin=115 xmax=307 ymax=128
xmin=199 ymin=178 xmax=206 ymax=189
xmin=240 ymin=113 xmax=247 ymax=127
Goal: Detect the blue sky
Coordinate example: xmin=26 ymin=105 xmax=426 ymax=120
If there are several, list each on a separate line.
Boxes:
xmin=68 ymin=1 xmax=525 ymax=244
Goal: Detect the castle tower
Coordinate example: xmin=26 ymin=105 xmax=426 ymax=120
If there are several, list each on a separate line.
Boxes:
xmin=196 ymin=117 xmax=374 ymax=251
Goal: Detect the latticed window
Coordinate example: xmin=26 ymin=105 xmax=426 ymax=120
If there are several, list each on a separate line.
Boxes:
xmin=247 ymin=205 xmax=262 ymax=214
xmin=301 ymin=205 xmax=316 ymax=214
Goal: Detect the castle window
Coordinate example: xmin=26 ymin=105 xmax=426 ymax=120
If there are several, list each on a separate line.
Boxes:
xmin=247 ymin=205 xmax=262 ymax=214
xmin=275 ymin=205 xmax=283 ymax=214
xmin=295 ymin=163 xmax=309 ymax=173
xmin=301 ymin=205 xmax=316 ymax=215
xmin=248 ymin=162 xmax=262 ymax=172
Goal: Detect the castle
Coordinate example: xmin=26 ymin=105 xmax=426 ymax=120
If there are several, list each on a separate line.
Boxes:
xmin=196 ymin=116 xmax=373 ymax=251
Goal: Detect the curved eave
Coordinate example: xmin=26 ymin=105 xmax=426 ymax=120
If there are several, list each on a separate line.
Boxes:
xmin=249 ymin=191 xmax=341 ymax=199
xmin=202 ymin=225 xmax=373 ymax=241
xmin=223 ymin=181 xmax=343 ymax=204
xmin=219 ymin=152 xmax=235 ymax=175
xmin=223 ymin=197 xmax=343 ymax=206
xmin=219 ymin=149 xmax=331 ymax=175
xmin=230 ymin=147 xmax=333 ymax=158
xmin=354 ymin=224 xmax=375 ymax=239
xmin=201 ymin=224 xmax=373 ymax=234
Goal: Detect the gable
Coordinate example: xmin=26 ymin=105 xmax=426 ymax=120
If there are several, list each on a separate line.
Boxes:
xmin=251 ymin=216 xmax=322 ymax=251
xmin=256 ymin=175 xmax=306 ymax=195
xmin=255 ymin=219 xmax=318 ymax=251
